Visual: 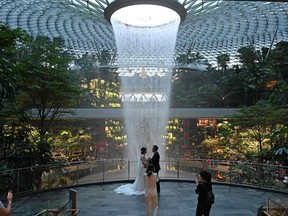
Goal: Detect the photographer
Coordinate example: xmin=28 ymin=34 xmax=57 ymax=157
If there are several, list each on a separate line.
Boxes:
xmin=0 ymin=191 xmax=13 ymax=216
xmin=195 ymin=170 xmax=213 ymax=216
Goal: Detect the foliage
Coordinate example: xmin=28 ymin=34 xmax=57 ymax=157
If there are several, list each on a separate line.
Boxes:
xmin=227 ymin=162 xmax=278 ymax=188
xmin=274 ymin=145 xmax=288 ymax=156
xmin=272 ymin=125 xmax=288 ymax=163
xmin=0 ymin=24 xmax=28 ymax=109
xmin=52 ymin=130 xmax=74 ymax=153
xmin=199 ymin=121 xmax=240 ymax=160
xmin=72 ymin=51 xmax=124 ymax=159
xmin=268 ymin=41 xmax=288 ymax=82
xmin=0 ymin=25 xmax=84 ymax=193
xmin=10 ymin=35 xmax=81 ymax=189
xmin=237 ymin=45 xmax=260 ymax=70
xmin=44 ymin=167 xmax=74 ymax=188
xmin=166 ymin=119 xmax=187 ymax=158
xmin=231 ymin=105 xmax=288 ymax=162
xmin=175 ymin=51 xmax=206 ymax=65
xmin=268 ymin=79 xmax=288 ymax=106
xmin=172 ymin=52 xmax=210 ymax=108
xmin=73 ymin=51 xmax=120 ymax=108
xmin=15 ymin=36 xmax=81 ymax=141
xmin=105 ymin=120 xmax=126 ymax=158
xmin=172 ymin=41 xmax=288 ymax=108
xmin=1 ymin=23 xmax=288 ymax=193
xmin=198 ymin=84 xmax=223 ymax=107
xmin=216 ymin=53 xmax=230 ymax=71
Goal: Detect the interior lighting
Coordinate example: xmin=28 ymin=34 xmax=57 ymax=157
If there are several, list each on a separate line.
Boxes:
xmin=104 ymin=0 xmax=187 ymax=26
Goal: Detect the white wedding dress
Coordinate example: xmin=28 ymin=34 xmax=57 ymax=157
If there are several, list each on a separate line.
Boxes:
xmin=114 ymin=154 xmax=147 ymax=195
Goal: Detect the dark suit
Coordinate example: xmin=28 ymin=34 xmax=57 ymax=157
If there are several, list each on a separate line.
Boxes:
xmin=151 ymin=151 xmax=161 ymax=193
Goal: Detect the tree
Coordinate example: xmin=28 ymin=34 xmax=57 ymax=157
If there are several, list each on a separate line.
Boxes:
xmin=235 ymin=45 xmax=279 ymax=105
xmin=171 ymin=70 xmax=206 ymax=107
xmin=237 ymin=46 xmax=259 ymax=70
xmin=268 ymin=41 xmax=288 ymax=81
xmin=232 ymin=104 xmax=288 ymax=162
xmin=73 ymin=51 xmax=121 ymax=159
xmin=175 ymin=51 xmax=206 ymax=66
xmin=268 ymin=80 xmax=288 ymax=105
xmin=172 ymin=52 xmax=208 ymax=108
xmin=73 ymin=129 xmax=93 ymax=158
xmin=216 ymin=53 xmax=230 ymax=73
xmin=217 ymin=67 xmax=248 ymax=107
xmin=270 ymin=127 xmax=288 ymax=163
xmin=53 ymin=130 xmax=74 ymax=156
xmin=198 ymin=84 xmax=223 ymax=107
xmin=0 ymin=24 xmax=27 ymax=109
xmin=1 ymin=35 xmax=81 ymax=190
xmin=16 ymin=36 xmax=81 ymax=143
xmin=266 ymin=41 xmax=288 ymax=106
xmin=0 ymin=34 xmax=80 ymax=164
xmin=73 ymin=50 xmax=120 ymax=108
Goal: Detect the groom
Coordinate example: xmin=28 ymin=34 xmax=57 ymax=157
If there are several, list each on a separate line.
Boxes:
xmin=151 ymin=145 xmax=161 ymax=193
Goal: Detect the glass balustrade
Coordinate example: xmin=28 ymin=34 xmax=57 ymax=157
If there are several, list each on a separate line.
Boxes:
xmin=1 ymin=159 xmax=287 ymax=196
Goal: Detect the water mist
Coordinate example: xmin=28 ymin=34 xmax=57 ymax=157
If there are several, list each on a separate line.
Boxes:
xmin=105 ymin=1 xmax=186 ymax=162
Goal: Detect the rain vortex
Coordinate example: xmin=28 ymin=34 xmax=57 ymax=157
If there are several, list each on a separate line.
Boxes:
xmin=111 ymin=5 xmax=181 ymax=161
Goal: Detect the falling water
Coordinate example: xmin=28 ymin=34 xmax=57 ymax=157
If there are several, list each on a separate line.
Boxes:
xmin=111 ymin=5 xmax=181 ymax=161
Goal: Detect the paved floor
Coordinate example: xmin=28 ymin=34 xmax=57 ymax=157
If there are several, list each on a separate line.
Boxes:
xmin=9 ymin=181 xmax=288 ymax=216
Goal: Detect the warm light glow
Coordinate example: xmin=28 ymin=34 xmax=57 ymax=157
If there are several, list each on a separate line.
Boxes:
xmin=111 ymin=4 xmax=180 ymax=27
xmin=265 ymin=80 xmax=277 ymax=90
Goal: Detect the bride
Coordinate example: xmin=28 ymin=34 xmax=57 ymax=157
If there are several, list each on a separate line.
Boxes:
xmin=114 ymin=147 xmax=148 ymax=195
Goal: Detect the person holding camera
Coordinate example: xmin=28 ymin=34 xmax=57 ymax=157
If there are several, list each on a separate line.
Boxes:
xmin=0 ymin=190 xmax=13 ymax=216
xmin=195 ymin=170 xmax=213 ymax=216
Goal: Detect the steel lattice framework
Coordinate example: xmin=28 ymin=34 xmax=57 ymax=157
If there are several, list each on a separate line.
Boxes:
xmin=0 ymin=0 xmax=288 ymax=65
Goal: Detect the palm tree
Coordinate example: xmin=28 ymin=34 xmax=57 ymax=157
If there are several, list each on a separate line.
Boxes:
xmin=216 ymin=53 xmax=230 ymax=75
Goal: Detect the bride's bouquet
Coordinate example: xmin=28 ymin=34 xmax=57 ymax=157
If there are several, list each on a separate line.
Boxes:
xmin=147 ymin=157 xmax=152 ymax=164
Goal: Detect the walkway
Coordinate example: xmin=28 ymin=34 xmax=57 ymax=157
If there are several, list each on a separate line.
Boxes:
xmin=10 ymin=181 xmax=288 ymax=216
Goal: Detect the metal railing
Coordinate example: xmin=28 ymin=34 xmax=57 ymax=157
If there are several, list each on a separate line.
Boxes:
xmin=262 ymin=198 xmax=288 ymax=216
xmin=1 ymin=159 xmax=287 ymax=196
xmin=34 ymin=189 xmax=79 ymax=216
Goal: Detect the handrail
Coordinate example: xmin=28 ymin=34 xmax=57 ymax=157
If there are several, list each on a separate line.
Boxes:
xmin=262 ymin=198 xmax=287 ymax=216
xmin=34 ymin=209 xmax=79 ymax=216
xmin=0 ymin=159 xmax=287 ymax=197
xmin=0 ymin=158 xmax=284 ymax=174
xmin=33 ymin=189 xmax=79 ymax=216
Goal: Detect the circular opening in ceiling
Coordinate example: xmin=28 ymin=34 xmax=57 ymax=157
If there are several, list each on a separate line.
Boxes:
xmin=111 ymin=4 xmax=180 ymax=27
xmin=104 ymin=0 xmax=187 ymax=25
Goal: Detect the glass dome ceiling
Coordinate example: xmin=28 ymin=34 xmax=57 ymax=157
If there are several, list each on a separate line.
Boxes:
xmin=0 ymin=0 xmax=287 ymax=65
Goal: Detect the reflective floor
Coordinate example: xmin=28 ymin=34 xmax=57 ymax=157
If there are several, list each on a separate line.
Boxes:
xmin=9 ymin=181 xmax=288 ymax=216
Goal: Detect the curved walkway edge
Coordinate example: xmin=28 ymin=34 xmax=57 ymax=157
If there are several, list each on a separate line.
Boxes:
xmin=9 ymin=181 xmax=288 ymax=216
